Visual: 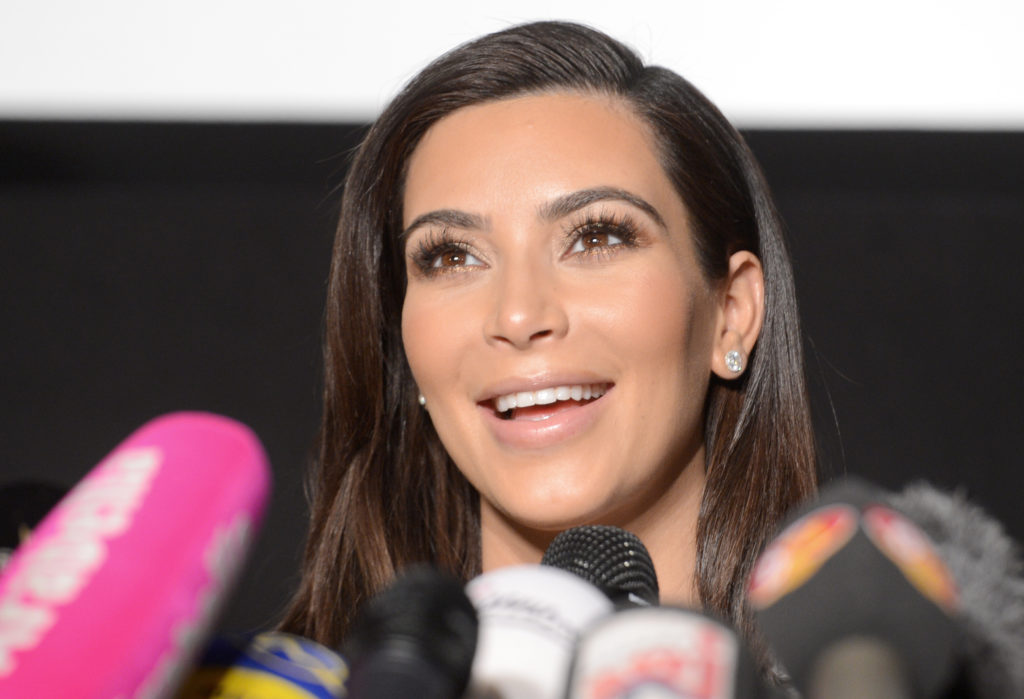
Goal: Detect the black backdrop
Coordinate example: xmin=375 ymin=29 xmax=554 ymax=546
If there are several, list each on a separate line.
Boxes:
xmin=2 ymin=121 xmax=1022 ymax=634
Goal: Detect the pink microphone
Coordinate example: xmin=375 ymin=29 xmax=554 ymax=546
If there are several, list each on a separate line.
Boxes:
xmin=0 ymin=412 xmax=271 ymax=698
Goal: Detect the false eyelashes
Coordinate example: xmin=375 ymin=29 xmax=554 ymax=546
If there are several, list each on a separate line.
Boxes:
xmin=409 ymin=228 xmax=481 ymax=276
xmin=408 ymin=210 xmax=643 ymax=278
xmin=562 ymin=210 xmax=641 ymax=257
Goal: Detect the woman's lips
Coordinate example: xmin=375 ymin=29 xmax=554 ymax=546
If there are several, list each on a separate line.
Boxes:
xmin=478 ymin=386 xmax=612 ymax=449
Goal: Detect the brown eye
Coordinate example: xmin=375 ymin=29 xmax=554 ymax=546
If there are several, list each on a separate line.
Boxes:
xmin=569 ymin=225 xmax=625 ymax=254
xmin=430 ymin=247 xmax=483 ymax=269
xmin=580 ymin=232 xmax=617 ymax=249
xmin=436 ymin=251 xmax=463 ymax=267
xmin=410 ymin=229 xmax=485 ymax=277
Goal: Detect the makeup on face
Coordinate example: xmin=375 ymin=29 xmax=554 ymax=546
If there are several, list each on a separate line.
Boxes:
xmin=400 ymin=91 xmax=718 ymax=544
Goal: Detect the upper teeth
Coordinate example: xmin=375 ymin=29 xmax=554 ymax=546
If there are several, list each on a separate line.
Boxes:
xmin=494 ymin=383 xmax=608 ymax=413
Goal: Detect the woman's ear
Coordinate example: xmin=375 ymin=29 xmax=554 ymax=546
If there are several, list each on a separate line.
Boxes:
xmin=710 ymin=251 xmax=765 ymax=379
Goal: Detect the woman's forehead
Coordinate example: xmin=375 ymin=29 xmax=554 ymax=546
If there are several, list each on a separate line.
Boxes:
xmin=402 ymin=92 xmax=679 ymax=225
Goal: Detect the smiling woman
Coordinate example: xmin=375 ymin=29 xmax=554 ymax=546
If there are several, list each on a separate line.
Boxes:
xmin=401 ymin=92 xmax=766 ymax=604
xmin=280 ymin=20 xmax=817 ymax=672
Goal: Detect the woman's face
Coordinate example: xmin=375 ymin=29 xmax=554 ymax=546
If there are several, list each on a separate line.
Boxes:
xmin=401 ymin=92 xmax=724 ymax=535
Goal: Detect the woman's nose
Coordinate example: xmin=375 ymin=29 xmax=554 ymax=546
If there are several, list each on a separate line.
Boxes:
xmin=483 ymin=261 xmax=569 ymax=349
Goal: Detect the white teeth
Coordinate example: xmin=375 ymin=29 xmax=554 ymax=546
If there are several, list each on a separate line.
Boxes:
xmin=535 ymin=388 xmax=557 ymax=405
xmin=516 ymin=391 xmax=536 ymax=407
xmin=493 ymin=383 xmax=609 ymax=414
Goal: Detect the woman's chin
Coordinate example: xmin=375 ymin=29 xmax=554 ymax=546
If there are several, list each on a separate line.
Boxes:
xmin=490 ymin=489 xmax=621 ymax=534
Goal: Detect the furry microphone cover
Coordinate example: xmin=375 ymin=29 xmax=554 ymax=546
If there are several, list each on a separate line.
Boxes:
xmin=887 ymin=482 xmax=1024 ymax=698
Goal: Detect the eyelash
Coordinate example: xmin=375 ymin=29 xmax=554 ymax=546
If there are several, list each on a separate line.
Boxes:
xmin=563 ymin=211 xmax=641 ymax=259
xmin=410 ymin=229 xmax=479 ymax=277
xmin=408 ymin=211 xmax=642 ymax=277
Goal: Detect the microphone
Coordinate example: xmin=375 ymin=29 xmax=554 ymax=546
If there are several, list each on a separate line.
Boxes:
xmin=344 ymin=565 xmax=478 ymax=699
xmin=0 ymin=412 xmax=271 ymax=698
xmin=176 ymin=631 xmax=348 ymax=698
xmin=748 ymin=477 xmax=960 ymax=698
xmin=886 ymin=482 xmax=1024 ymax=698
xmin=541 ymin=525 xmax=659 ymax=608
xmin=465 ymin=563 xmax=614 ymax=699
xmin=565 ymin=605 xmax=773 ymax=699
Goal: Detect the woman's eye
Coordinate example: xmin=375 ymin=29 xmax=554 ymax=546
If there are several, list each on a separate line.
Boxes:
xmin=409 ymin=230 xmax=486 ymax=277
xmin=569 ymin=226 xmax=625 ymax=254
xmin=430 ymin=247 xmax=483 ymax=269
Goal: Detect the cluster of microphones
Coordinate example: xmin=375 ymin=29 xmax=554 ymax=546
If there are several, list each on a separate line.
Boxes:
xmin=1 ymin=412 xmax=1020 ymax=697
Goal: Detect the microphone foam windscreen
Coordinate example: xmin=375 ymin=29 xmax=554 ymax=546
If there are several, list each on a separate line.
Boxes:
xmin=542 ymin=525 xmax=659 ymax=607
xmin=887 ymin=482 xmax=1024 ymax=698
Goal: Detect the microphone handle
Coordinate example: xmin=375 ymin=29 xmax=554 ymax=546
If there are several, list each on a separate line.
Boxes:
xmin=348 ymin=651 xmax=458 ymax=699
xmin=808 ymin=637 xmax=913 ymax=699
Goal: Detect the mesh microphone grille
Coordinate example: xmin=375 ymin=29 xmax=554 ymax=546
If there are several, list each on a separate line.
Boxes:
xmin=541 ymin=525 xmax=659 ymax=605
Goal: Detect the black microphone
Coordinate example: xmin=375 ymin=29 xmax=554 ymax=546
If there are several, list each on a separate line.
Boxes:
xmin=541 ymin=525 xmax=659 ymax=608
xmin=749 ymin=477 xmax=960 ymax=698
xmin=344 ymin=565 xmax=478 ymax=699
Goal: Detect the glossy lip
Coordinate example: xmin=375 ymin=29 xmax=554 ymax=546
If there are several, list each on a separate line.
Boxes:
xmin=476 ymin=375 xmax=614 ymax=450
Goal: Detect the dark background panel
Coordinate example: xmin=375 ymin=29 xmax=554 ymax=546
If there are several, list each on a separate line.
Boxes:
xmin=1 ymin=121 xmax=364 ymax=631
xmin=746 ymin=131 xmax=1024 ymax=521
xmin=2 ymin=122 xmax=1021 ymax=633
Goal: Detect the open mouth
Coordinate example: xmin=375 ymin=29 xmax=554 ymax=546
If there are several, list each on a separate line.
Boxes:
xmin=488 ymin=383 xmax=611 ymax=421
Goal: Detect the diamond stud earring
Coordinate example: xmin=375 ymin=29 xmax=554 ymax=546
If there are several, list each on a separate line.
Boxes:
xmin=724 ymin=350 xmax=745 ymax=374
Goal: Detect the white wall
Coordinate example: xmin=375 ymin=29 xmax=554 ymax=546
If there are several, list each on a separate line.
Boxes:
xmin=1 ymin=0 xmax=1022 ymax=127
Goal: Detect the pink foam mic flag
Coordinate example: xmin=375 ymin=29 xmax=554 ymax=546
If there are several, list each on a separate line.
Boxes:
xmin=0 ymin=412 xmax=271 ymax=698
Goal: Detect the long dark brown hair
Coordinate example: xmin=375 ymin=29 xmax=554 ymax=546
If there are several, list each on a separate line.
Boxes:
xmin=280 ymin=21 xmax=816 ymax=652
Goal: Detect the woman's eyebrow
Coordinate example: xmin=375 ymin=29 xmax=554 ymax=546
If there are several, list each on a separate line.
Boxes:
xmin=401 ymin=187 xmax=666 ymax=238
xmin=401 ymin=209 xmax=487 ymax=239
xmin=539 ymin=187 xmax=667 ymax=230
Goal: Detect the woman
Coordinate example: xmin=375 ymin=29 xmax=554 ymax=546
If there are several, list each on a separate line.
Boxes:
xmin=281 ymin=20 xmax=817 ymax=658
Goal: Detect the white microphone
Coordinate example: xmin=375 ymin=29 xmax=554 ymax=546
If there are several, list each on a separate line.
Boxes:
xmin=566 ymin=606 xmax=772 ymax=699
xmin=464 ymin=564 xmax=613 ymax=698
